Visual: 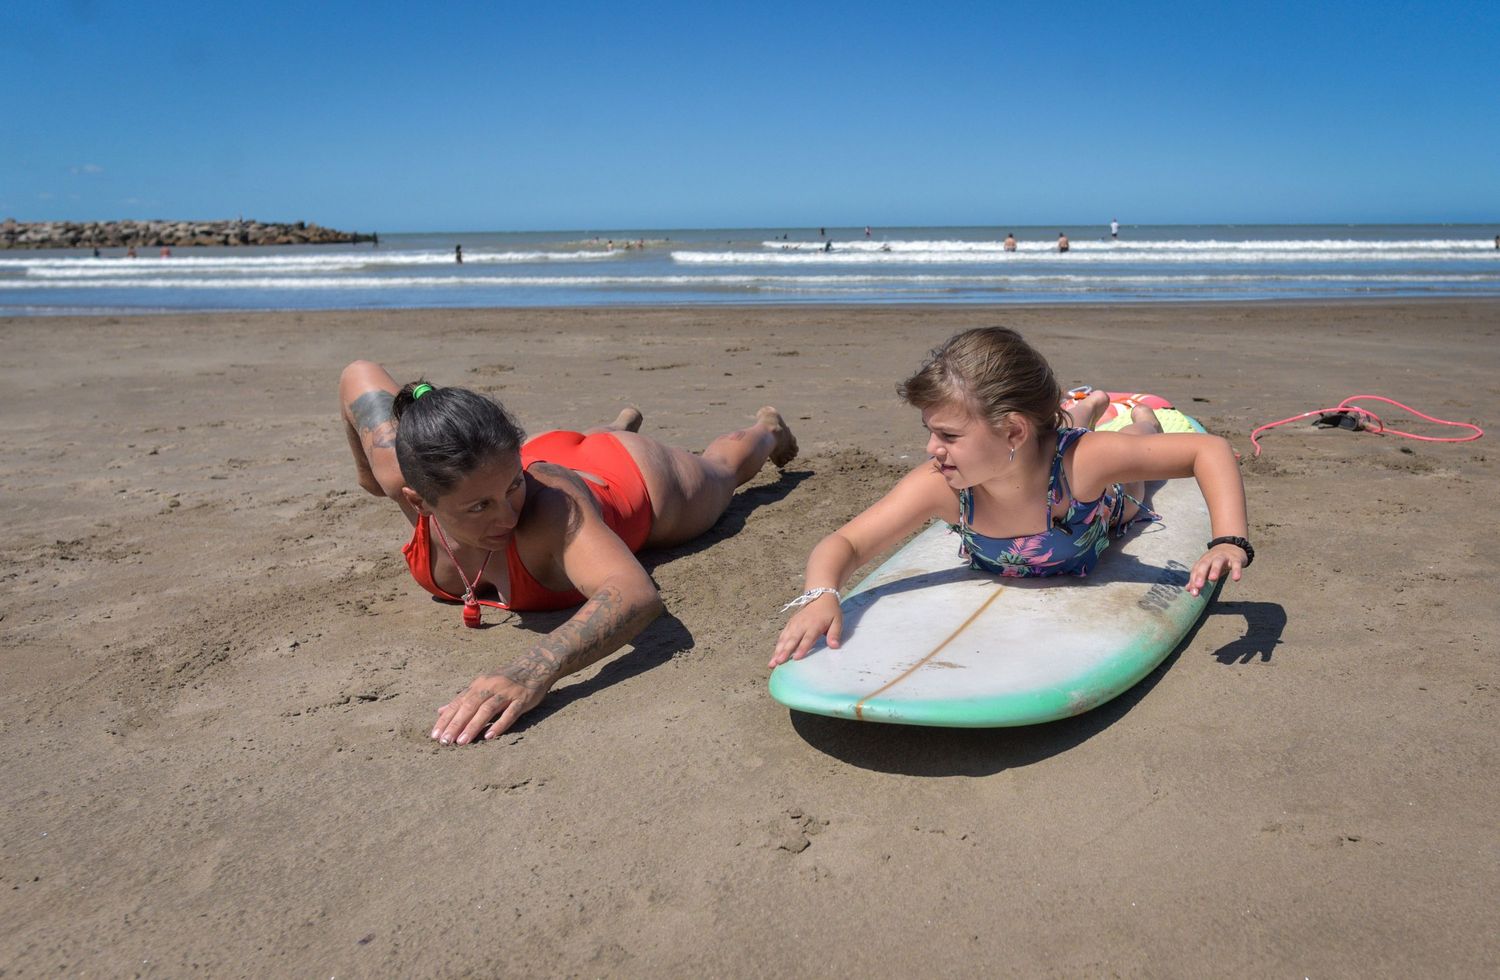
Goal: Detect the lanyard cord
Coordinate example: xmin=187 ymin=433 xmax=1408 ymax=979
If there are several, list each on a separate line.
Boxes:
xmin=429 ymin=517 xmax=507 ymax=626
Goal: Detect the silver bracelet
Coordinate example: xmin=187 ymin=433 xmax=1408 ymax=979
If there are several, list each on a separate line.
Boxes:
xmin=780 ymin=587 xmax=841 ymax=612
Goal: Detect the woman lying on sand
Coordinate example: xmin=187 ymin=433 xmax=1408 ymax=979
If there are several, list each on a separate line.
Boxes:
xmin=340 ymin=361 xmax=798 ymax=746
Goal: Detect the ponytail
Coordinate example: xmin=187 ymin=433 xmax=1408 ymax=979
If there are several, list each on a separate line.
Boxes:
xmin=392 ymin=381 xmax=526 ymax=502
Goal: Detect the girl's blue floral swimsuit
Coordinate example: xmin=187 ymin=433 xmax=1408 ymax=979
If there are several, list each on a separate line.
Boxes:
xmin=951 ymin=427 xmax=1159 ymax=577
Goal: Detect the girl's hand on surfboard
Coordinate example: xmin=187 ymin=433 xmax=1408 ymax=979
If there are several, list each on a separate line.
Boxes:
xmin=1188 ymin=544 xmax=1246 ymax=596
xmin=430 ymin=666 xmax=550 ymax=746
xmin=770 ymin=596 xmax=843 ymax=668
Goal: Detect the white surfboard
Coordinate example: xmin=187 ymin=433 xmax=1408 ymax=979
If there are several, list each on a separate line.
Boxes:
xmin=768 ymin=406 xmax=1214 ymax=727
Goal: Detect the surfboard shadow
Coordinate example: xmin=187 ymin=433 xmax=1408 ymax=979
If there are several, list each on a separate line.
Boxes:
xmin=786 ymin=578 xmax=1227 ymax=777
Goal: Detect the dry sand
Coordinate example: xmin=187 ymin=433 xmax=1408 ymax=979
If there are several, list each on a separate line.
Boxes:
xmin=2 ymin=302 xmax=1497 ymax=977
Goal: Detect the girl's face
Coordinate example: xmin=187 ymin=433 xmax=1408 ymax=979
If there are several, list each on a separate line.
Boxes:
xmin=426 ymin=453 xmax=528 ymax=549
xmin=922 ymin=402 xmax=1015 ymax=489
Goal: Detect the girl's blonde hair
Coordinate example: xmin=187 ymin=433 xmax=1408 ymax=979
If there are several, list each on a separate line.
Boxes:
xmin=898 ymin=327 xmax=1068 ymax=434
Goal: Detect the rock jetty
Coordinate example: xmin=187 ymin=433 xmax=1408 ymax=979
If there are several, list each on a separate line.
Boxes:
xmin=0 ymin=218 xmax=375 ymax=250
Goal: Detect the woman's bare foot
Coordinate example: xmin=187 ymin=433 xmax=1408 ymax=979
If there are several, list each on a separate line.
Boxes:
xmin=609 ymin=406 xmax=644 ymax=432
xmin=756 ymin=406 xmax=799 ymax=467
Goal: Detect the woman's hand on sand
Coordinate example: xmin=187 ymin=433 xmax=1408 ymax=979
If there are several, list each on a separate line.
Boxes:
xmin=769 ymin=594 xmax=843 ymax=668
xmin=430 ymin=666 xmax=550 ymax=746
xmin=1187 ymin=543 xmax=1247 ymax=597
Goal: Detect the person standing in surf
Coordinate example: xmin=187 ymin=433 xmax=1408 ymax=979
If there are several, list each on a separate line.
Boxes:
xmin=339 ymin=361 xmax=798 ymax=744
xmin=770 ymin=327 xmax=1251 ymax=667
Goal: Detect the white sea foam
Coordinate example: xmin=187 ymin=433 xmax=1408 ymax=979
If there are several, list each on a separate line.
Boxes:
xmin=760 ymin=238 xmax=1496 ymax=253
xmin=3 ymin=272 xmax=1493 ymax=290
xmin=4 ymin=232 xmax=1496 ymax=309
xmin=0 ymin=250 xmax=620 ymax=276
xmin=678 ymin=248 xmax=1499 ymax=265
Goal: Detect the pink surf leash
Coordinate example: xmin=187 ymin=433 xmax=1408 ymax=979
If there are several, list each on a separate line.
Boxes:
xmin=1249 ymin=395 xmax=1484 ymax=458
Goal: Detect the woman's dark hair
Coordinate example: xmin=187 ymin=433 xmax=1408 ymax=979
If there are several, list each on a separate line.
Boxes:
xmin=391 ymin=381 xmax=525 ymax=502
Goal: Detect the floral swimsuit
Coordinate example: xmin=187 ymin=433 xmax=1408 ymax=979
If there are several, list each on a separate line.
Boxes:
xmin=951 ymin=428 xmax=1157 ymax=577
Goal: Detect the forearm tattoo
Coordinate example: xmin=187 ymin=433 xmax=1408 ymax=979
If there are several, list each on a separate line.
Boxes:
xmin=349 ymin=390 xmax=397 ymax=449
xmin=499 ymin=584 xmax=658 ymax=690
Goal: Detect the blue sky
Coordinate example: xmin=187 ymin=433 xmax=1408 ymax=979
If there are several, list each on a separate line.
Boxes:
xmin=3 ymin=1 xmax=1496 ymax=231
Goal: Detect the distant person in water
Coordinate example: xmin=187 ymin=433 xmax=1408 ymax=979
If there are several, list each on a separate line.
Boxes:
xmin=823 ymin=239 xmax=833 ymax=253
xmin=338 ymin=362 xmax=799 ymax=746
xmin=1004 ymin=233 xmax=1017 ymax=252
xmin=1110 ymin=218 xmax=1120 ymax=240
xmin=819 ymin=227 xmax=825 ymax=237
xmin=865 ymin=226 xmax=872 ymax=238
xmin=126 ymin=247 xmax=137 ymax=258
xmin=1057 ymin=233 xmax=1070 ymax=253
xmin=1494 ymin=234 xmax=1499 ymax=249
xmin=160 ymin=247 xmax=172 ymax=258
xmin=455 ymin=244 xmax=463 ymax=264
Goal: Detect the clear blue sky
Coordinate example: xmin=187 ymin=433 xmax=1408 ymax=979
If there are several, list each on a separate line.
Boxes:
xmin=3 ymin=1 xmax=1496 ymax=231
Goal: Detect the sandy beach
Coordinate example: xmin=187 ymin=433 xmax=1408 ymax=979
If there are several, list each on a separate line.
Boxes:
xmin=2 ymin=301 xmax=1496 ymax=976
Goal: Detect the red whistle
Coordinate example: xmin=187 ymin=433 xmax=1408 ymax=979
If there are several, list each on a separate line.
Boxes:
xmin=462 ymin=601 xmax=482 ymax=629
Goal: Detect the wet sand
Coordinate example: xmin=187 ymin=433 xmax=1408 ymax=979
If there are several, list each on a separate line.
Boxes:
xmin=2 ymin=302 xmax=1497 ymax=976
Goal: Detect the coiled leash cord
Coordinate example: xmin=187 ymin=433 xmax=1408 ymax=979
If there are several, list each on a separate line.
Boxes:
xmin=1249 ymin=395 xmax=1484 ymax=458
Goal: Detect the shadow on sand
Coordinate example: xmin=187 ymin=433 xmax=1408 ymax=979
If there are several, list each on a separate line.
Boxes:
xmin=510 ymin=612 xmax=696 ymax=732
xmin=641 ymin=467 xmax=812 ymax=571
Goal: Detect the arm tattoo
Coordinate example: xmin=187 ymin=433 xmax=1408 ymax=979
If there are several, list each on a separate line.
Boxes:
xmin=499 ymin=584 xmax=659 ymax=691
xmin=349 ymin=390 xmax=397 ymax=449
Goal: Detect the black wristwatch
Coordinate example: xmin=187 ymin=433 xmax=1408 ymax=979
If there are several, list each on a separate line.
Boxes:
xmin=1207 ymin=536 xmax=1254 ymax=566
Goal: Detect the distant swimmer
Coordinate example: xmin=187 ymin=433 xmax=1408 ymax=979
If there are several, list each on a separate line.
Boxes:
xmin=1057 ymin=232 xmax=1069 ymax=253
xmin=1110 ymin=218 xmax=1119 ymax=240
xmin=823 ymin=240 xmax=833 ymax=253
xmin=865 ymin=226 xmax=872 ymax=238
xmin=126 ymin=246 xmax=137 ymax=259
xmin=1004 ymin=233 xmax=1017 ymax=252
xmin=1494 ymin=234 xmax=1499 ymax=249
xmin=160 ymin=247 xmax=172 ymax=258
xmin=880 ymin=243 xmax=891 ymax=252
xmin=455 ymin=244 xmax=463 ymax=264
xmin=819 ymin=227 xmax=826 ymax=237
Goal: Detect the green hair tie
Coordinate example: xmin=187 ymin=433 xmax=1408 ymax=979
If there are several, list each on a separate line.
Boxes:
xmin=411 ymin=383 xmax=434 ymax=400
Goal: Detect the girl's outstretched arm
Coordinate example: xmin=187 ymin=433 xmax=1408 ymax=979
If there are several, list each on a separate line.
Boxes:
xmin=1075 ymin=430 xmax=1250 ymax=597
xmin=770 ymin=464 xmax=954 ymax=667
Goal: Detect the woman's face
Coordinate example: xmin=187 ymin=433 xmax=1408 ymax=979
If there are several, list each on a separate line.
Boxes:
xmin=922 ymin=401 xmax=1015 ymax=489
xmin=426 ymin=453 xmax=527 ymax=549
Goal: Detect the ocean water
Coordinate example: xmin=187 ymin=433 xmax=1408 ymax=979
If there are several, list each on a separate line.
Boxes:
xmin=2 ymin=224 xmax=1497 ymax=314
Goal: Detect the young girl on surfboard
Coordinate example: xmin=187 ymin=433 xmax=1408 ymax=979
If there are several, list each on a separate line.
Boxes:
xmin=339 ymin=361 xmax=798 ymax=744
xmin=770 ymin=326 xmax=1250 ymax=667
